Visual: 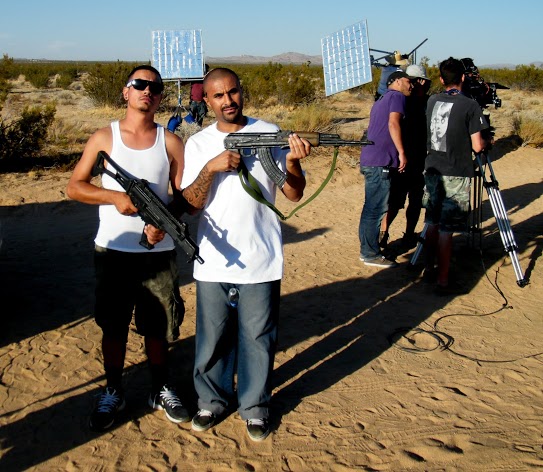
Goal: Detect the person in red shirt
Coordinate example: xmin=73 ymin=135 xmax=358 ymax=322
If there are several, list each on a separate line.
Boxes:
xmin=189 ymin=64 xmax=209 ymax=126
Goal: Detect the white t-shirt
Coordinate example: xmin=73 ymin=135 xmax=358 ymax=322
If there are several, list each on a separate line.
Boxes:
xmin=181 ymin=118 xmax=287 ymax=283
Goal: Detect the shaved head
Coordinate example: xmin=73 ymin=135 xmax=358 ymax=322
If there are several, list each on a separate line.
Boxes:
xmin=203 ymin=68 xmax=240 ymax=96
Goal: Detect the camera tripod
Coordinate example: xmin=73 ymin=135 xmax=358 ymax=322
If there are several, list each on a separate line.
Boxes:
xmin=409 ymin=152 xmax=528 ymax=287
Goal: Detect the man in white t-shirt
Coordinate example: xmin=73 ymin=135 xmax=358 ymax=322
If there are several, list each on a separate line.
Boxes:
xmin=181 ymin=67 xmax=310 ymax=441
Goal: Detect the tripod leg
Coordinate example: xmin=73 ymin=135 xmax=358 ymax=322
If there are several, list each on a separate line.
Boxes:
xmin=471 ymin=172 xmax=483 ymax=248
xmin=475 ymin=153 xmax=528 ymax=287
xmin=485 ymin=186 xmax=528 ymax=286
xmin=409 ymin=223 xmax=428 ymax=267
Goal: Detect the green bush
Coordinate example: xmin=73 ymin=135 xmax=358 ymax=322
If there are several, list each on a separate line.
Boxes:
xmin=56 ymin=66 xmax=79 ymax=89
xmin=508 ymin=65 xmax=543 ymax=91
xmin=24 ymin=66 xmax=52 ymax=88
xmin=0 ymin=54 xmax=17 ymax=80
xmin=0 ymin=78 xmax=10 ymax=107
xmin=276 ymin=67 xmax=318 ymax=106
xmin=0 ymin=55 xmax=15 ymax=105
xmin=0 ymin=103 xmax=56 ymax=162
xmin=83 ymin=61 xmax=138 ymax=107
xmin=224 ymin=63 xmax=320 ymax=107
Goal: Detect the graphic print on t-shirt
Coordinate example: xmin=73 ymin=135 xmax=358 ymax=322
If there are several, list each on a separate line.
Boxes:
xmin=430 ymin=101 xmax=453 ymax=152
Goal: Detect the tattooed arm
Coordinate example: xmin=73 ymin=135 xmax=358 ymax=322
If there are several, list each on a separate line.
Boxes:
xmin=182 ymin=150 xmax=241 ymax=213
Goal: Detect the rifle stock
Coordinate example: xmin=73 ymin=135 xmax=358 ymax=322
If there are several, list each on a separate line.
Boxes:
xmin=92 ymin=151 xmax=204 ymax=264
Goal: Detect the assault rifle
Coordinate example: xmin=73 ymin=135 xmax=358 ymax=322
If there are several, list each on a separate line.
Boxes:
xmin=224 ymin=131 xmax=373 ymax=187
xmin=92 ymin=151 xmax=204 ymax=264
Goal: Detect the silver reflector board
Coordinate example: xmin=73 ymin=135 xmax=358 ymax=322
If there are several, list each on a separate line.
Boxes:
xmin=151 ymin=30 xmax=204 ymax=81
xmin=321 ymin=20 xmax=372 ymax=96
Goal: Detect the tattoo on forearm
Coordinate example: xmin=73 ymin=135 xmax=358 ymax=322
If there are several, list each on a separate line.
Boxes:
xmin=182 ymin=165 xmax=215 ymax=209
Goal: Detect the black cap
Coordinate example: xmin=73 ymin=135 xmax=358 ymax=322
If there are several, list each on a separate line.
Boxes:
xmin=386 ymin=71 xmax=412 ymax=87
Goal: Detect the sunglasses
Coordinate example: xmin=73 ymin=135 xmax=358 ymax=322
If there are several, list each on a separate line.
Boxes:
xmin=126 ymin=78 xmax=164 ymax=95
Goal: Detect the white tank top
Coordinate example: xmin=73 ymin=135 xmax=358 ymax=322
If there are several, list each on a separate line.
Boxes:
xmin=94 ymin=121 xmax=174 ymax=252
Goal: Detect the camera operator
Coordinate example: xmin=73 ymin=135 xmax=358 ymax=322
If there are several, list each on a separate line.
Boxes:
xmin=422 ymin=57 xmax=490 ymax=295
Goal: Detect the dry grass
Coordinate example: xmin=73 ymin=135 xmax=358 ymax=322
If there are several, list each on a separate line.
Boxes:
xmin=511 ymin=111 xmax=543 ymax=147
xmin=45 ymin=117 xmax=96 ymax=154
xmin=499 ymin=90 xmax=543 ymax=147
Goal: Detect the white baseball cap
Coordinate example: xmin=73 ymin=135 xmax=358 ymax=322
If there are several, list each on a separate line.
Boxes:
xmin=406 ymin=64 xmax=430 ymax=80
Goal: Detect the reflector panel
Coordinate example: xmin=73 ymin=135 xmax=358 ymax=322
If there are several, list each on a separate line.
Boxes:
xmin=151 ymin=30 xmax=204 ymax=80
xmin=321 ymin=20 xmax=372 ymax=96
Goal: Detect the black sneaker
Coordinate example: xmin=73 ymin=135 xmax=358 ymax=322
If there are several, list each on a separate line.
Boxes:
xmin=148 ymin=385 xmax=190 ymax=423
xmin=191 ymin=409 xmax=216 ymax=431
xmin=364 ymin=255 xmax=398 ymax=268
xmin=246 ymin=418 xmax=270 ymax=442
xmin=89 ymin=387 xmax=126 ymax=431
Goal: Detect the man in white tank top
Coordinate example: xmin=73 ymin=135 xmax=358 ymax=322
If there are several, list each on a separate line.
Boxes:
xmin=66 ymin=65 xmax=190 ymax=431
xmin=181 ymin=68 xmax=311 ymax=441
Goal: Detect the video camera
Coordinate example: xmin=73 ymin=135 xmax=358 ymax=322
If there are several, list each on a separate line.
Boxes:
xmin=460 ymin=58 xmax=509 ymax=110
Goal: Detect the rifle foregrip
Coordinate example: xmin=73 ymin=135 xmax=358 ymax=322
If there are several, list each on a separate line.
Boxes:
xmin=292 ymin=132 xmax=321 ymax=146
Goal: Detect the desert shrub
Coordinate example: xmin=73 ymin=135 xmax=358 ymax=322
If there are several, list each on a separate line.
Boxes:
xmin=83 ymin=61 xmax=138 ymax=108
xmin=234 ymin=63 xmax=319 ymax=107
xmin=46 ymin=116 xmax=94 ymax=149
xmin=240 ymin=62 xmax=284 ymax=106
xmin=276 ymin=69 xmax=318 ymax=106
xmin=511 ymin=111 xmax=543 ymax=147
xmin=55 ymin=66 xmax=79 ymax=89
xmin=23 ymin=66 xmax=53 ymax=89
xmin=510 ymin=65 xmax=543 ymax=92
xmin=0 ymin=103 xmax=56 ymax=162
xmin=0 ymin=54 xmax=17 ymax=80
xmin=0 ymin=55 xmax=16 ymax=104
xmin=0 ymin=78 xmax=10 ymax=107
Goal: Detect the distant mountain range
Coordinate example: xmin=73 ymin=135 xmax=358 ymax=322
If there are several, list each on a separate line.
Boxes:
xmin=206 ymin=52 xmax=542 ymax=69
xmin=206 ymin=52 xmax=323 ymax=65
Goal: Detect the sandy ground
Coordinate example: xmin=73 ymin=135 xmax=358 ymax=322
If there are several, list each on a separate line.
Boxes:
xmin=0 ymin=83 xmax=542 ymax=471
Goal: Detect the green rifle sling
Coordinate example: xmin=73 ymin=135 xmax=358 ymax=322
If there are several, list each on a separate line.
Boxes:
xmin=237 ymin=147 xmax=340 ymax=220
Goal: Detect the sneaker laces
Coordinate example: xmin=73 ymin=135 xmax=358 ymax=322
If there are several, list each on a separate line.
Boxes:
xmin=247 ymin=418 xmax=266 ymax=427
xmin=196 ymin=409 xmax=214 ymax=418
xmin=96 ymin=388 xmax=121 ymax=413
xmin=160 ymin=387 xmax=183 ymax=408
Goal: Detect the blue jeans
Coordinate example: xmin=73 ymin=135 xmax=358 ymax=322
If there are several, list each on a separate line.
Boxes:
xmin=359 ymin=166 xmax=391 ymax=260
xmin=194 ymin=280 xmax=280 ymax=420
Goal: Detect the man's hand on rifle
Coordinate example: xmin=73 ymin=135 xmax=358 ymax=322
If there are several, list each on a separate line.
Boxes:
xmin=283 ymin=133 xmax=309 ymax=203
xmin=144 ymin=224 xmax=166 ymax=246
xmin=113 ymin=191 xmax=138 ymax=216
xmin=208 ymin=150 xmax=242 ymax=174
xmin=286 ymin=133 xmax=311 ymax=163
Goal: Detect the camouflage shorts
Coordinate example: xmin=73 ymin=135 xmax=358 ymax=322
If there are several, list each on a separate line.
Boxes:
xmin=423 ymin=174 xmax=471 ymax=232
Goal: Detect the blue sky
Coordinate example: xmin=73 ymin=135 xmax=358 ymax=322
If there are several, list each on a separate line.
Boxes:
xmin=1 ymin=0 xmax=540 ymax=66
